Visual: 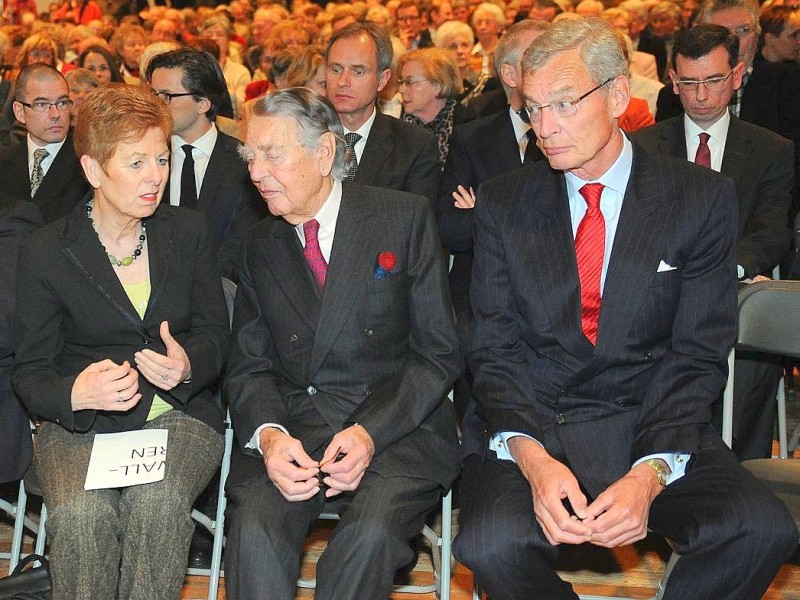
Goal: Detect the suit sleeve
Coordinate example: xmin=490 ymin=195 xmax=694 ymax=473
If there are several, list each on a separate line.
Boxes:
xmin=346 ymin=197 xmax=460 ymax=455
xmin=632 ymin=177 xmax=738 ymax=460
xmin=224 ymin=232 xmax=292 ymax=455
xmin=737 ymin=139 xmax=794 ymax=277
xmin=467 ymin=186 xmax=546 ymax=441
xmin=436 ymin=126 xmax=476 ymax=253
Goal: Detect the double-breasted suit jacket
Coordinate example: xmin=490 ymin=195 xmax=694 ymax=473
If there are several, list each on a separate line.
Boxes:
xmin=632 ymin=115 xmax=793 ymax=277
xmin=12 ymin=199 xmax=230 ymax=434
xmin=469 ymin=144 xmax=739 ymax=497
xmin=353 ymin=112 xmax=442 ymax=203
xmin=1 ymin=132 xmax=90 ymax=224
xmin=226 ymin=184 xmax=460 ymax=490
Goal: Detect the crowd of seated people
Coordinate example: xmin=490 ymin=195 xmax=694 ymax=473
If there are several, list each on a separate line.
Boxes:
xmin=1 ymin=1 xmax=799 ymax=599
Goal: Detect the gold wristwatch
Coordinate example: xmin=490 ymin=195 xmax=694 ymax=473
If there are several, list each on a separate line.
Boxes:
xmin=643 ymin=459 xmax=670 ymax=487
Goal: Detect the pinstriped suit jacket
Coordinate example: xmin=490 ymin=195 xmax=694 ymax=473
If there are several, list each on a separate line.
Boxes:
xmin=225 ymin=183 xmax=461 ymax=489
xmin=468 ymin=143 xmax=739 ymax=497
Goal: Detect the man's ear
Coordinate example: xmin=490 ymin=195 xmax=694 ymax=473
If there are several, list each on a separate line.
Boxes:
xmin=80 ymin=154 xmax=102 ymax=189
xmin=731 ymin=60 xmax=745 ymax=90
xmin=197 ymin=96 xmax=212 ymax=115
xmin=316 ymin=131 xmax=336 ymax=177
xmin=376 ymin=68 xmax=392 ymax=93
xmin=609 ymin=75 xmax=630 ymax=120
xmin=12 ymin=101 xmax=26 ymax=125
xmin=499 ymin=62 xmax=517 ymax=89
xmin=668 ymin=68 xmax=680 ymax=95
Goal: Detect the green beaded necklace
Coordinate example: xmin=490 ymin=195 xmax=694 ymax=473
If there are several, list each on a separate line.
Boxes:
xmin=87 ymin=200 xmax=147 ymax=267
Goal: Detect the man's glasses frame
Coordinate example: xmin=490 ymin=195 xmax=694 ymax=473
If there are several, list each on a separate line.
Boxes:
xmin=524 ymin=76 xmax=615 ymax=122
xmin=674 ymin=68 xmax=735 ymax=92
xmin=18 ymin=99 xmax=73 ymax=112
xmin=153 ymin=91 xmax=196 ymax=104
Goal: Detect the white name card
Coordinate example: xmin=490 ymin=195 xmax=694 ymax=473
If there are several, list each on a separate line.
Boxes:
xmin=84 ymin=429 xmax=169 ymax=490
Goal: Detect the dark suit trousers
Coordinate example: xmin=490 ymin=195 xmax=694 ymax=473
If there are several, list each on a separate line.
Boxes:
xmin=225 ymin=469 xmax=441 ymax=600
xmin=454 ymin=432 xmax=798 ymax=600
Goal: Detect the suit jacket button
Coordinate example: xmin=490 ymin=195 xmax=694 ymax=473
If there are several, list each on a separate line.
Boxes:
xmin=306 ymin=386 xmax=317 ymax=396
xmin=289 ymin=334 xmax=299 ymax=343
xmin=363 ymin=388 xmax=372 ymax=396
xmin=143 ymin=339 xmax=150 ymax=345
xmin=363 ymin=328 xmax=374 ymax=337
xmin=555 ymin=413 xmax=566 ymax=424
xmin=644 ymin=353 xmax=653 ymax=361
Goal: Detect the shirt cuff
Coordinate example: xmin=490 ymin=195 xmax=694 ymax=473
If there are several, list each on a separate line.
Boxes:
xmin=246 ymin=423 xmax=289 ymax=455
xmin=632 ymin=452 xmax=691 ymax=485
xmin=489 ymin=431 xmax=543 ymax=462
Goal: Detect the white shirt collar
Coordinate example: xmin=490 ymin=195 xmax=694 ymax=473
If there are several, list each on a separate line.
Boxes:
xmin=173 ymin=122 xmax=217 ymax=157
xmin=683 ymin=108 xmax=730 ymax=144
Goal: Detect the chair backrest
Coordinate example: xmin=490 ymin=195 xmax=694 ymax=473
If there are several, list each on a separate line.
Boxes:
xmin=221 ymin=277 xmax=237 ymax=328
xmin=736 ymin=281 xmax=800 ymax=358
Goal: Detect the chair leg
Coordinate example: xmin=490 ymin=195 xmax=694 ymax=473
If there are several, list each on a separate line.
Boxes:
xmin=439 ymin=489 xmax=452 ymax=600
xmin=206 ymin=423 xmax=234 ymax=600
xmin=777 ymin=376 xmax=788 ymax=458
xmin=9 ymin=481 xmax=28 ymax=572
xmin=33 ymin=503 xmax=47 ymax=557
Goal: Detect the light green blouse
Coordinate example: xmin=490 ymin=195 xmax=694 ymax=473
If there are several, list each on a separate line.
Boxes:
xmin=122 ymin=281 xmax=173 ymax=421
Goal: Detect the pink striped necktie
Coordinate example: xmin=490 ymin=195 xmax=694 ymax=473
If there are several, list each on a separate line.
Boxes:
xmin=575 ymin=183 xmax=605 ymax=345
xmin=303 ymin=219 xmax=327 ymax=291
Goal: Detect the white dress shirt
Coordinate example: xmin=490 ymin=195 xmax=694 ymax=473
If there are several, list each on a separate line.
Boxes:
xmin=509 ymin=107 xmax=532 ymax=164
xmin=27 ymin=135 xmax=67 ymax=181
xmin=170 ymin=124 xmax=218 ymax=207
xmin=342 ymin=108 xmax=377 ymax=165
xmin=684 ymin=109 xmax=730 ymax=173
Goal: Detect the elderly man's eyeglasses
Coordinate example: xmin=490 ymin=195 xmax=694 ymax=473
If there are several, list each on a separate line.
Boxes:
xmin=524 ymin=77 xmax=614 ymax=122
xmin=674 ymin=68 xmax=734 ymax=92
xmin=18 ymin=99 xmax=73 ymax=112
xmin=153 ymin=91 xmax=195 ymax=104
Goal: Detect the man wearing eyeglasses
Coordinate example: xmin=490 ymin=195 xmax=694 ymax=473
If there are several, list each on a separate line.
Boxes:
xmin=146 ymin=48 xmax=265 ymax=280
xmin=1 ymin=64 xmax=88 ymax=223
xmin=454 ymin=18 xmax=797 ymax=599
xmin=634 ymin=25 xmax=794 ymax=462
xmin=396 ymin=0 xmax=435 ymax=50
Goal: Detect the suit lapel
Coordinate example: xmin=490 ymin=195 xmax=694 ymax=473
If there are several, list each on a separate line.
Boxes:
xmin=719 ymin=117 xmax=750 ymax=191
xmin=659 ymin=118 xmax=687 ymax=160
xmin=593 ymin=148 xmax=665 ymax=363
xmin=60 ymin=200 xmax=146 ymax=333
xmin=141 ymin=209 xmax=174 ymax=323
xmin=307 ymin=189 xmax=377 ymax=377
xmin=262 ymin=218 xmax=321 ymax=332
xmin=35 ymin=135 xmax=81 ymax=209
xmin=355 ymin=112 xmax=392 ymax=183
xmin=196 ymin=133 xmax=231 ymax=210
xmin=524 ymin=170 xmax=593 ymax=359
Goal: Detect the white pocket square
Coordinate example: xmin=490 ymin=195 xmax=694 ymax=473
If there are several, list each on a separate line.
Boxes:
xmin=657 ymin=260 xmax=677 ymax=273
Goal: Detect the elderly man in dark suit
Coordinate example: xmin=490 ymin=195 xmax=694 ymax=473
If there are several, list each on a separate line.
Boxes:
xmin=453 ymin=18 xmax=797 ymax=600
xmin=146 ymin=48 xmax=265 ymax=279
xmin=0 ymin=194 xmax=41 ymax=485
xmin=326 ymin=23 xmax=442 ymax=203
xmin=224 ymin=88 xmax=460 ymax=600
xmin=2 ymin=64 xmax=89 ymax=223
xmin=633 ymin=25 xmax=794 ymax=460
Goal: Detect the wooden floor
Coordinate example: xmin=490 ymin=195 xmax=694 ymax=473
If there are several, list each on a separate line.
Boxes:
xmin=3 ymin=504 xmax=800 ymax=600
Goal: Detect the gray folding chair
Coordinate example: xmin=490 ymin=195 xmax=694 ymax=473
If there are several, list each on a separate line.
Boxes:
xmin=722 ymin=280 xmax=800 ymax=543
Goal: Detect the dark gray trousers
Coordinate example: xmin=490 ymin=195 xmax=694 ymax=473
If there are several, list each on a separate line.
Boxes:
xmin=225 ymin=470 xmax=441 ymax=600
xmin=35 ymin=410 xmax=224 ymax=600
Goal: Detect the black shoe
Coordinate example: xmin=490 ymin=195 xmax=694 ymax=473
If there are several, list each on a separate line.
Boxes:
xmin=188 ymin=526 xmax=214 ymax=570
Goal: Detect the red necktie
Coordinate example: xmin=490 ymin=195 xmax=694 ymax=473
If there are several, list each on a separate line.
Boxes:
xmin=694 ymin=132 xmax=711 ymax=168
xmin=303 ymin=219 xmax=327 ymax=291
xmin=575 ymin=183 xmax=605 ymax=345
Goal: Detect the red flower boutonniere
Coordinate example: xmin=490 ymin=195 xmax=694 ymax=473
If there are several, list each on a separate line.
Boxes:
xmin=374 ymin=251 xmax=396 ymax=279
